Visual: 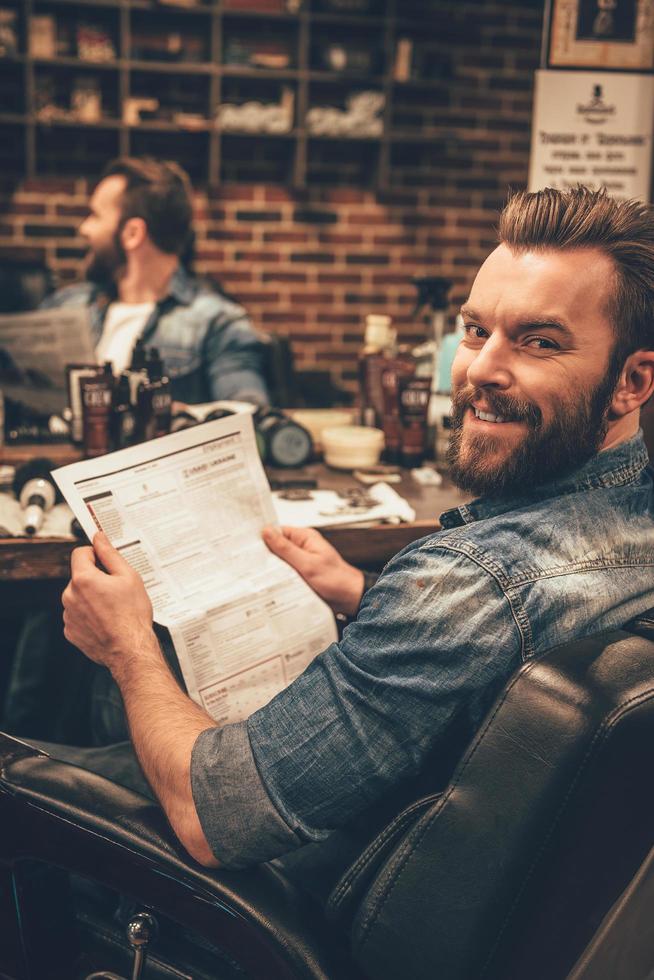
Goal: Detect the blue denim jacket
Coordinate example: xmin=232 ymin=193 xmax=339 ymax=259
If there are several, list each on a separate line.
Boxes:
xmin=43 ymin=266 xmax=269 ymax=405
xmin=191 ymin=433 xmax=654 ymax=870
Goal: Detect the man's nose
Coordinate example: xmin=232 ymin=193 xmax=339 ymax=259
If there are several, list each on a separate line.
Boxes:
xmin=79 ymin=218 xmax=90 ymax=239
xmin=465 ymin=334 xmax=512 ymax=390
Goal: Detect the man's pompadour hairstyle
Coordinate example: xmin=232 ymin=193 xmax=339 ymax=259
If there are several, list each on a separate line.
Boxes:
xmin=498 ymin=186 xmax=654 ymax=360
xmin=100 ymin=157 xmax=193 ymax=258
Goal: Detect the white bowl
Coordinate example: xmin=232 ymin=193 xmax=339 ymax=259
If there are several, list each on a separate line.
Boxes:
xmin=321 ymin=425 xmax=385 ymax=470
xmin=288 ymin=409 xmax=356 ymax=450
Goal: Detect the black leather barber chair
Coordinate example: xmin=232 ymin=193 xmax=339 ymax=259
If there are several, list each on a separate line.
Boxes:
xmin=1 ymin=611 xmax=653 ymax=980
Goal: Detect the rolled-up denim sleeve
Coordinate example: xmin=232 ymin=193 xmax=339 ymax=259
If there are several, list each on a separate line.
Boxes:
xmin=191 ymin=720 xmax=302 ymax=868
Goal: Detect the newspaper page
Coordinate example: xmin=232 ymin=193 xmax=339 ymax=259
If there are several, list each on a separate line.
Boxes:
xmin=0 ymin=308 xmax=95 ymax=413
xmin=53 ymin=413 xmax=338 ymax=725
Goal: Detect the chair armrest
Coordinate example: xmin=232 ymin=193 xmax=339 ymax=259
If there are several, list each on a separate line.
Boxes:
xmin=0 ymin=733 xmax=359 ymax=980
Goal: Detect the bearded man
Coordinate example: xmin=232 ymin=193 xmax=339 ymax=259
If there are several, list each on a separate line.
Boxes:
xmin=58 ymin=186 xmax=654 ymax=896
xmin=44 ymin=156 xmax=269 ymax=406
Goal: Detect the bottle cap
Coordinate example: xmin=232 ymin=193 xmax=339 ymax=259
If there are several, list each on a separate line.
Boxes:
xmin=364 ymin=314 xmax=394 ymax=349
xmin=147 ymin=347 xmax=164 ymax=382
xmin=130 ymin=338 xmax=146 ymax=371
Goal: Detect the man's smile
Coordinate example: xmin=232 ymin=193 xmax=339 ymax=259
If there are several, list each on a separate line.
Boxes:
xmin=465 ymin=406 xmax=525 ymax=429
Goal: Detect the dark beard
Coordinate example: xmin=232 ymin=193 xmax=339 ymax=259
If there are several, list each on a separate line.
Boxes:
xmin=85 ymin=229 xmax=125 ymax=291
xmin=446 ymin=373 xmax=618 ymax=498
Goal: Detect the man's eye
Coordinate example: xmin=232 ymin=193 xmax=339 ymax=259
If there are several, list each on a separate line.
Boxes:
xmin=464 ymin=324 xmax=487 ymax=340
xmin=525 ymin=336 xmax=559 ymax=350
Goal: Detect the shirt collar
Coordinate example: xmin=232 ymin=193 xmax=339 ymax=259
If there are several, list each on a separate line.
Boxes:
xmin=91 ymin=263 xmax=193 ymax=309
xmin=439 ymin=431 xmax=651 ymax=530
xmin=164 ymin=264 xmax=194 ymax=305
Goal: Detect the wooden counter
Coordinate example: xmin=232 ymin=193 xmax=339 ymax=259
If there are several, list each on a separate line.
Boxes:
xmin=0 ymin=444 xmax=468 ymax=583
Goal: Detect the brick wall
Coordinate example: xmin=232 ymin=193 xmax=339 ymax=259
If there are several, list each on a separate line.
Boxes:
xmin=0 ymin=1 xmax=542 ymax=396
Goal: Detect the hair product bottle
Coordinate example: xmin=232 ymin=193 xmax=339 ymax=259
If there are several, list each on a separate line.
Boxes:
xmin=146 ymin=347 xmax=172 ymax=438
xmin=398 ymin=375 xmax=432 ymax=467
xmin=81 ymin=361 xmax=114 ymax=458
xmin=380 ymin=346 xmax=416 ymax=464
xmin=110 ymin=372 xmax=136 ymax=450
xmin=127 ymin=337 xmax=149 ymax=406
xmin=359 ymin=314 xmax=396 ymax=428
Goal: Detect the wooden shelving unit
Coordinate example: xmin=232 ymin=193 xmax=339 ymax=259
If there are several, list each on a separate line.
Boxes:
xmin=0 ymin=0 xmax=446 ymax=187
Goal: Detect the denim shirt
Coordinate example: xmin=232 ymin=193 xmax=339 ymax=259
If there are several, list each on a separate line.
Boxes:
xmin=191 ymin=433 xmax=654 ymax=870
xmin=42 ymin=266 xmax=269 ymax=405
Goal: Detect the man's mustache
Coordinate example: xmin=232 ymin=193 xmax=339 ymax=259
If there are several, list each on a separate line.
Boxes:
xmin=452 ymin=385 xmax=542 ymax=428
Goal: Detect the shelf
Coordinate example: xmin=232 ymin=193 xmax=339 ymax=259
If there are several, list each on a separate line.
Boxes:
xmin=129 ymin=0 xmax=215 ymax=14
xmin=221 ymin=127 xmax=298 ymax=137
xmin=307 ymin=131 xmax=379 ymax=141
xmin=128 ymin=58 xmax=214 ymax=73
xmin=129 ymin=118 xmax=212 ymax=131
xmin=32 ymin=56 xmax=120 ymax=71
xmin=35 ymin=117 xmax=123 ymax=128
xmin=220 ymin=8 xmax=300 ymax=20
xmin=221 ymin=65 xmax=298 ymax=79
xmin=308 ymin=11 xmax=387 ymax=25
xmin=0 ymin=0 xmax=436 ymax=187
xmin=308 ymin=69 xmax=383 ymax=83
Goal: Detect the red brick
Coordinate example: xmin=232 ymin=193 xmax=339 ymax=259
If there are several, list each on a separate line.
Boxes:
xmin=262 ymin=271 xmax=307 ymax=283
xmin=207 ymin=185 xmax=256 ymax=202
xmin=262 ymin=311 xmax=307 ymax=324
xmin=317 ymin=273 xmax=362 ymax=285
xmin=234 ymin=250 xmax=280 ymax=262
xmin=263 ymin=231 xmax=310 ymax=244
xmin=318 ymin=232 xmax=364 ymax=246
xmin=55 ymin=204 xmax=88 ymax=217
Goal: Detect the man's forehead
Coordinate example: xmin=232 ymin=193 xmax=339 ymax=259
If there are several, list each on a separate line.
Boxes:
xmin=91 ymin=174 xmax=126 ymax=210
xmin=464 ymin=244 xmax=616 ymax=324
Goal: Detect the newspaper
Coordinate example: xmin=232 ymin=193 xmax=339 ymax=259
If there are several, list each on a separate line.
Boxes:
xmin=0 ymin=308 xmax=95 ymax=413
xmin=53 ymin=413 xmax=338 ymax=725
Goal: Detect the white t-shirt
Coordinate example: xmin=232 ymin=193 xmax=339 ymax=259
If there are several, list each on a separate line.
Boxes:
xmin=95 ymin=301 xmax=155 ymax=374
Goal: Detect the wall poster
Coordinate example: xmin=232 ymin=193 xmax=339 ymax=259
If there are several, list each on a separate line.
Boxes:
xmin=528 ymin=69 xmax=654 ymax=201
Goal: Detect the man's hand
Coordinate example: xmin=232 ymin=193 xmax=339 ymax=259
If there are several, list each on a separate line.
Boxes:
xmin=62 ymin=531 xmax=155 ymax=673
xmin=262 ymin=525 xmax=365 ymax=618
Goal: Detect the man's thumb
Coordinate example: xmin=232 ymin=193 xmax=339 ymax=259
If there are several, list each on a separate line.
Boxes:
xmin=263 ymin=526 xmax=303 ymax=568
xmin=93 ymin=531 xmax=128 ymax=574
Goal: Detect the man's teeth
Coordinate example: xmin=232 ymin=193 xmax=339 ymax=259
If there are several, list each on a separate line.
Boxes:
xmin=474 ymin=409 xmax=507 ymax=423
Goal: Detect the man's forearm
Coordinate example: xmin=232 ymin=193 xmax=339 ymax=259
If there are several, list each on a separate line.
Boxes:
xmin=111 ymin=631 xmax=219 ymax=865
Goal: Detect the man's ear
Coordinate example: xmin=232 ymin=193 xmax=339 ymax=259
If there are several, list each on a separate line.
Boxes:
xmin=610 ymin=349 xmax=654 ymax=418
xmin=120 ymin=216 xmax=148 ymax=252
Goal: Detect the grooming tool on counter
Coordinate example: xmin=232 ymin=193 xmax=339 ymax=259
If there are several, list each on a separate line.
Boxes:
xmin=255 ymin=409 xmax=313 ymax=468
xmin=12 ymin=457 xmax=61 ymax=535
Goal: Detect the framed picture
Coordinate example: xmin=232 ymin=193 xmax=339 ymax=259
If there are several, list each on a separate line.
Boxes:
xmin=548 ymin=0 xmax=654 ymax=71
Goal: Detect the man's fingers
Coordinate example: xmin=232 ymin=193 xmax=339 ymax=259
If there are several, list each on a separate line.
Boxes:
xmin=70 ymin=545 xmax=97 ymax=576
xmin=262 ymin=526 xmax=313 ymax=574
xmin=93 ymin=531 xmax=130 ymax=575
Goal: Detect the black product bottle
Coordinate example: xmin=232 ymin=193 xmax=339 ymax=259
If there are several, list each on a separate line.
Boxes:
xmin=127 ymin=337 xmax=148 ymax=406
xmin=146 ymin=347 xmax=172 ymax=438
xmin=111 ymin=372 xmax=136 ymax=450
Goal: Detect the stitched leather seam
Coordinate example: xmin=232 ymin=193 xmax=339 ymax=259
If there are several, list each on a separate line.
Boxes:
xmin=355 ymin=660 xmax=542 ymax=946
xmin=330 ymin=795 xmax=439 ymax=908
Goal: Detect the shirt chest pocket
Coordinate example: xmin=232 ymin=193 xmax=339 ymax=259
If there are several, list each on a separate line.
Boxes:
xmin=159 ymin=346 xmax=203 ymax=380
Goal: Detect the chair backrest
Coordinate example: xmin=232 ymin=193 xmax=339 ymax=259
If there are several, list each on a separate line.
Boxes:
xmin=567 ymin=839 xmax=654 ymax=980
xmin=338 ymin=616 xmax=654 ymax=980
